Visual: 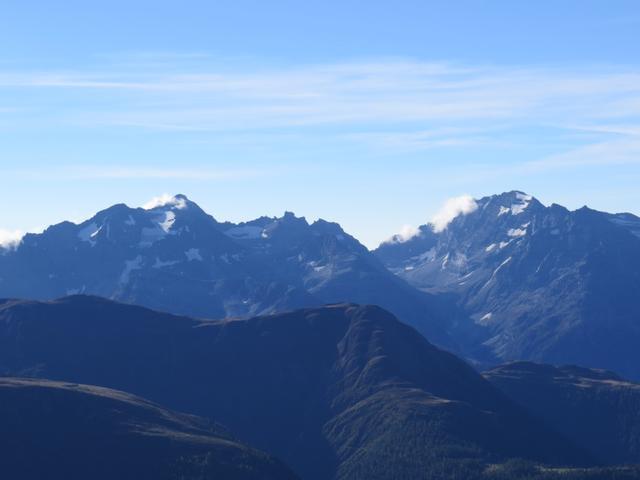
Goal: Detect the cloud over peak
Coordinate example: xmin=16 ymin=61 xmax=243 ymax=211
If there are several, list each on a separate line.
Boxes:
xmin=431 ymin=195 xmax=478 ymax=232
xmin=142 ymin=193 xmax=188 ymax=210
xmin=0 ymin=229 xmax=25 ymax=250
xmin=384 ymin=224 xmax=421 ymax=244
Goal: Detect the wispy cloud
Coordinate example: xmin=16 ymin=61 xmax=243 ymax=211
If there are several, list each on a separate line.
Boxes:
xmin=1 ymin=59 xmax=640 ymax=171
xmin=1 ymin=61 xmax=639 ymax=133
xmin=345 ymin=126 xmax=504 ymax=152
xmin=5 ymin=165 xmax=267 ymax=181
xmin=523 ymin=137 xmax=640 ymax=172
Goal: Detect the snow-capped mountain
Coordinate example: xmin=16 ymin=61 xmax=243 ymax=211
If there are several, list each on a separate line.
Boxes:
xmin=0 ymin=194 xmax=449 ymax=345
xmin=375 ymin=191 xmax=640 ymax=380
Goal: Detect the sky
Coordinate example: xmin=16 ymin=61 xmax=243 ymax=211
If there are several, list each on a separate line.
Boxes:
xmin=1 ymin=0 xmax=639 ymax=248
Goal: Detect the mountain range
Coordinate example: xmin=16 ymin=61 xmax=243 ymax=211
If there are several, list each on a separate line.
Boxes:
xmin=0 ymin=194 xmax=449 ymax=346
xmin=375 ymin=191 xmax=640 ymax=379
xmin=3 ymin=191 xmax=640 ymax=477
xmin=2 ymin=190 xmax=640 ymax=379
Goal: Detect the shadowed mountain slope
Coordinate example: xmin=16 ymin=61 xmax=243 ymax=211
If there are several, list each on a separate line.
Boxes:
xmin=0 ymin=377 xmax=297 ymax=480
xmin=0 ymin=296 xmax=591 ymax=479
xmin=485 ymin=362 xmax=640 ymax=466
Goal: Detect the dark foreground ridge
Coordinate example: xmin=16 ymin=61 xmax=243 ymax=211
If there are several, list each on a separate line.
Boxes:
xmin=0 ymin=295 xmax=596 ymax=479
xmin=485 ymin=361 xmax=640 ymax=466
xmin=0 ymin=377 xmax=297 ymax=480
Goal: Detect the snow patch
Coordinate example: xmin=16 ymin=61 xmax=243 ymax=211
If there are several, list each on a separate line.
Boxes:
xmin=451 ymin=252 xmax=467 ymax=268
xmin=460 ymin=271 xmax=475 ymax=280
xmin=139 ymin=227 xmax=167 ymax=247
xmin=441 ymin=252 xmax=468 ymax=270
xmin=158 ymin=211 xmax=176 ymax=233
xmin=482 ymin=257 xmax=512 ymax=291
xmin=511 ymin=193 xmax=532 ymax=215
xmin=498 ymin=193 xmax=533 ymax=216
xmin=153 ymin=257 xmax=180 ymax=269
xmin=441 ymin=253 xmax=450 ymax=269
xmin=476 ymin=312 xmax=494 ymax=325
xmin=125 ymin=215 xmax=136 ymax=226
xmin=413 ymin=247 xmax=436 ymax=263
xmin=225 ymin=225 xmax=264 ymax=240
xmin=516 ymin=192 xmax=533 ymax=201
xmin=185 ymin=248 xmax=203 ymax=261
xmin=66 ymin=286 xmax=85 ymax=295
xmin=508 ymin=228 xmax=527 ymax=237
xmin=90 ymin=226 xmax=103 ymax=239
xmin=308 ymin=260 xmax=327 ymax=272
xmin=78 ymin=223 xmax=101 ymax=247
xmin=119 ymin=256 xmax=143 ymax=286
xmin=417 ymin=247 xmax=436 ymax=262
xmin=493 ymin=257 xmax=512 ymax=276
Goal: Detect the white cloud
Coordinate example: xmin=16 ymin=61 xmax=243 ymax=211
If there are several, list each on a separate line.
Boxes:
xmin=142 ymin=194 xmax=187 ymax=210
xmin=431 ymin=195 xmax=478 ymax=232
xmin=7 ymin=166 xmax=265 ymax=181
xmin=385 ymin=224 xmax=421 ymax=244
xmin=1 ymin=61 xmax=639 ymax=137
xmin=0 ymin=229 xmax=25 ymax=249
xmin=345 ymin=126 xmax=498 ymax=152
xmin=1 ymin=59 xmax=640 ymax=182
xmin=522 ymin=137 xmax=640 ymax=172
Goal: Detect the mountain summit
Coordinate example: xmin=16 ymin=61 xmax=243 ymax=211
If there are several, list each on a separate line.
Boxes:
xmin=375 ymin=191 xmax=640 ymax=379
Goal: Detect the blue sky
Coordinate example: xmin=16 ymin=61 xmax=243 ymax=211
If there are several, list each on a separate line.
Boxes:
xmin=1 ymin=0 xmax=640 ymax=247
